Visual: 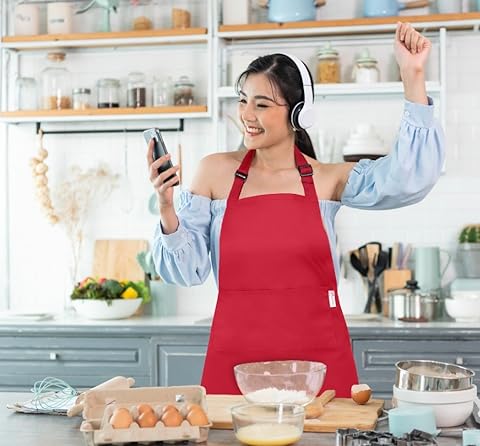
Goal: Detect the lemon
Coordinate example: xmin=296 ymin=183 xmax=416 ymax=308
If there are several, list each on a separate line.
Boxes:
xmin=121 ymin=287 xmax=138 ymax=299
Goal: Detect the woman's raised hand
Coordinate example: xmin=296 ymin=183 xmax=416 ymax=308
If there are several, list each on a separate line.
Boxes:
xmin=394 ymin=22 xmax=431 ymax=75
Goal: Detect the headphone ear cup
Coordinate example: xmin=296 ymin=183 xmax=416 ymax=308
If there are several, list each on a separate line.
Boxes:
xmin=290 ymin=101 xmax=304 ymax=130
xmin=297 ymin=104 xmax=314 ymax=129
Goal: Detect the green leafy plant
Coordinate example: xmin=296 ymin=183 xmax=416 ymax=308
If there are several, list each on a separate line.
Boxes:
xmin=459 ymin=225 xmax=480 ymax=243
xmin=71 ymin=277 xmax=151 ymax=305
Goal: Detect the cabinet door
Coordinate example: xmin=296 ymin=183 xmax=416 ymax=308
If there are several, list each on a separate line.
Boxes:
xmin=353 ymin=339 xmax=480 ymax=398
xmin=0 ymin=336 xmax=153 ymax=390
xmin=157 ymin=346 xmax=207 ymax=387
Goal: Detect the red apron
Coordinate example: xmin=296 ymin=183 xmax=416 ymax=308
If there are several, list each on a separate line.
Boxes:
xmin=201 ymin=147 xmax=358 ymax=397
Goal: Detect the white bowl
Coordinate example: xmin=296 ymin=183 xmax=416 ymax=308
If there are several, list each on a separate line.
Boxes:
xmin=393 ymin=384 xmax=477 ymax=427
xmin=445 ymin=298 xmax=480 ymax=322
xmin=72 ymin=298 xmax=142 ymax=320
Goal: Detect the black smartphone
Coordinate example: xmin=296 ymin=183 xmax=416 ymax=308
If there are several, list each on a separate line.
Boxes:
xmin=143 ymin=128 xmax=178 ymax=185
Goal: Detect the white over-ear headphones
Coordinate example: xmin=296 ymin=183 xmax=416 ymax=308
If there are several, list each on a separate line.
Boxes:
xmin=279 ymin=53 xmax=315 ymax=131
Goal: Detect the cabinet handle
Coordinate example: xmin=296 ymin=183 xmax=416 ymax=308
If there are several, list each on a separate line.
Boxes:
xmin=49 ymin=352 xmax=58 ymax=360
xmin=455 ymin=356 xmax=464 ymax=365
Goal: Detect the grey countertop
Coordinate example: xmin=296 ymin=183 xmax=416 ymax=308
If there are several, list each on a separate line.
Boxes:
xmin=0 ymin=313 xmax=478 ymax=337
xmin=1 ymin=392 xmax=462 ymax=446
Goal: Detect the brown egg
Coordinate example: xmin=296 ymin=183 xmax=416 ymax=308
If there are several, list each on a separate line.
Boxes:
xmin=137 ymin=403 xmax=154 ymax=415
xmin=161 ymin=407 xmax=184 ymax=427
xmin=138 ymin=410 xmax=158 ymax=428
xmin=161 ymin=403 xmax=177 ymax=414
xmin=186 ymin=406 xmax=209 ymax=426
xmin=351 ymin=384 xmax=372 ymax=405
xmin=110 ymin=408 xmax=133 ymax=429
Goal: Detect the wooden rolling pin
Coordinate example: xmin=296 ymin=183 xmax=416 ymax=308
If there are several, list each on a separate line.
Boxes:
xmin=67 ymin=376 xmax=135 ymax=417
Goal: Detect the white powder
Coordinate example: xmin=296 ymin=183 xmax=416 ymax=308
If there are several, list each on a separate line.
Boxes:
xmin=246 ymin=387 xmax=310 ymax=405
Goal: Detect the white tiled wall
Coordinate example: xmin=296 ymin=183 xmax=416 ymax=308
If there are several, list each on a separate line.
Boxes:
xmin=2 ymin=32 xmax=480 ymax=317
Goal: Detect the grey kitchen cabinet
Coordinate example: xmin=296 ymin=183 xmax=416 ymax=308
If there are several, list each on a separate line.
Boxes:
xmin=157 ymin=345 xmax=207 ymax=387
xmin=0 ymin=336 xmax=153 ymax=391
xmin=352 ymin=338 xmax=480 ymax=399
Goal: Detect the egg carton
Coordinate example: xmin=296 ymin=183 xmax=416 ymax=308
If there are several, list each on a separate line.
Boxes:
xmin=79 ymin=385 xmax=211 ymax=445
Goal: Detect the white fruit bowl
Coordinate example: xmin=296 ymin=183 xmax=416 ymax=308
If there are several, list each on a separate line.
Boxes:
xmin=445 ymin=298 xmax=480 ymax=322
xmin=393 ymin=384 xmax=477 ymax=427
xmin=72 ymin=298 xmax=142 ymax=320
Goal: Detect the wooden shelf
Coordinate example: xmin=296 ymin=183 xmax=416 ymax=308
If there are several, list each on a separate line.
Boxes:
xmin=218 ymin=12 xmax=480 ymax=38
xmin=0 ymin=105 xmax=209 ymax=123
xmin=1 ymin=28 xmax=209 ymax=50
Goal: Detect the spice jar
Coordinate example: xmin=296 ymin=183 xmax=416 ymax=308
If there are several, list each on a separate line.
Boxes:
xmin=172 ymin=7 xmax=191 ymax=28
xmin=352 ymin=49 xmax=380 ymax=84
xmin=173 ymin=75 xmax=194 ymax=106
xmin=127 ymin=72 xmax=147 ymax=108
xmin=41 ymin=52 xmax=72 ymax=110
xmin=15 ymin=77 xmax=37 ymax=110
xmin=97 ymin=78 xmax=120 ymax=108
xmin=316 ymin=43 xmax=340 ymax=84
xmin=72 ymin=88 xmax=91 ymax=110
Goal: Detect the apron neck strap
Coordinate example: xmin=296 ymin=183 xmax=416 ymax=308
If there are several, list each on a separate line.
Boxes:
xmin=228 ymin=147 xmax=316 ymax=201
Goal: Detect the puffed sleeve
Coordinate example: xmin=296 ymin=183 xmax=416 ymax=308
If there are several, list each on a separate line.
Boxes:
xmin=341 ymin=97 xmax=445 ymax=210
xmin=151 ymin=190 xmax=212 ymax=286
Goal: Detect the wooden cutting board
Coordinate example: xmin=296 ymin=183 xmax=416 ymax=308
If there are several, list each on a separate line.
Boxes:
xmin=206 ymin=391 xmax=384 ymax=433
xmin=92 ymin=239 xmax=148 ymax=281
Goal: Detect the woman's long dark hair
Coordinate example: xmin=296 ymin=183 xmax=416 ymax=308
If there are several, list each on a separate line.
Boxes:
xmin=235 ymin=53 xmax=316 ymax=160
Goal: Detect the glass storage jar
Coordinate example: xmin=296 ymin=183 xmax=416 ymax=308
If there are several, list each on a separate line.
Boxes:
xmin=72 ymin=88 xmax=91 ymax=110
xmin=41 ymin=52 xmax=72 ymax=110
xmin=131 ymin=0 xmax=153 ymax=30
xmin=316 ymin=42 xmax=340 ymax=84
xmin=153 ymin=76 xmax=173 ymax=106
xmin=127 ymin=71 xmax=147 ymax=108
xmin=352 ymin=49 xmax=380 ymax=84
xmin=15 ymin=76 xmax=37 ymax=110
xmin=173 ymin=75 xmax=194 ymax=105
xmin=97 ymin=78 xmax=120 ymax=108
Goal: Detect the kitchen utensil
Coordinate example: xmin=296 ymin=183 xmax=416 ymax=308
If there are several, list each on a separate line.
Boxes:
xmin=350 ymin=250 xmax=369 ymax=278
xmin=231 ymin=403 xmax=305 ymax=446
xmin=393 ymin=384 xmax=477 ymax=428
xmin=233 ymin=360 xmax=327 ymax=406
xmin=76 ymin=0 xmax=119 ymax=32
xmin=414 ymin=246 xmax=451 ymax=292
xmin=363 ymin=0 xmax=430 ymax=17
xmin=387 ymin=280 xmax=441 ymax=321
xmin=445 ymin=297 xmax=480 ymax=322
xmin=388 ymin=406 xmax=437 ymax=436
xmin=395 ymin=359 xmax=475 ymax=392
xmin=92 ymin=239 xmax=148 ymax=281
xmin=267 ymin=0 xmax=325 ymax=22
xmin=206 ymin=392 xmax=384 ymax=432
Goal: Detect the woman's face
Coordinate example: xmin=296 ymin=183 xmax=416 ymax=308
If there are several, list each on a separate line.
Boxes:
xmin=237 ymin=73 xmax=293 ymax=150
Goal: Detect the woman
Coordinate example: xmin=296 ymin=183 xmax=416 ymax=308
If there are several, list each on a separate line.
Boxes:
xmin=148 ymin=23 xmax=444 ymax=397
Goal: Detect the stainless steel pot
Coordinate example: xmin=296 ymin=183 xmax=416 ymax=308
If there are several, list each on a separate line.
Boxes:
xmin=387 ymin=280 xmax=441 ymax=321
xmin=395 ymin=360 xmax=475 ymax=391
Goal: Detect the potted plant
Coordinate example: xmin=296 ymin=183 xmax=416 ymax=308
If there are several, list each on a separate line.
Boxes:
xmin=137 ymin=251 xmax=177 ymax=316
xmin=457 ymin=224 xmax=480 ymax=278
xmin=71 ymin=277 xmax=151 ymax=320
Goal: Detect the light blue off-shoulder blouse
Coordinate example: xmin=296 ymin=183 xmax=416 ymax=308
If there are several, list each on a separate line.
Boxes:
xmin=152 ymin=98 xmax=445 ymax=286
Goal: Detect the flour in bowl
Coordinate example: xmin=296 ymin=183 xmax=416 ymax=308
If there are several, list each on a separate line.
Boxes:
xmin=246 ymin=387 xmax=310 ymax=405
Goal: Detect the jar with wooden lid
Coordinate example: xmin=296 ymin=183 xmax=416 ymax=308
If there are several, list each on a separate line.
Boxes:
xmin=316 ymin=43 xmax=340 ymax=84
xmin=173 ymin=75 xmax=194 ymax=105
xmin=41 ymin=52 xmax=72 ymax=110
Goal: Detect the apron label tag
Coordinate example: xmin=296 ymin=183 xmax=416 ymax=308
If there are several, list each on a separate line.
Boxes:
xmin=328 ymin=290 xmax=336 ymax=308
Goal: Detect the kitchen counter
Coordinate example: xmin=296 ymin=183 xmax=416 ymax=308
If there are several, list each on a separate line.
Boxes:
xmin=0 ymin=392 xmax=463 ymax=446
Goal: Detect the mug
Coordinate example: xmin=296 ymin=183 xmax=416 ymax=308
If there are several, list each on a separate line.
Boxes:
xmin=414 ymin=246 xmax=451 ymax=292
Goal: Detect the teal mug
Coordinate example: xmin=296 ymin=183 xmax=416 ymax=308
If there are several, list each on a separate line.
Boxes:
xmin=414 ymin=246 xmax=451 ymax=292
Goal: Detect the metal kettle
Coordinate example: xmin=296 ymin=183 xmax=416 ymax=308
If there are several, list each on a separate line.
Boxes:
xmin=363 ymin=0 xmax=429 ymax=17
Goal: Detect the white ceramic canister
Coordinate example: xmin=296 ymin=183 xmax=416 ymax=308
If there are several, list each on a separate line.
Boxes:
xmin=222 ymin=0 xmax=250 ymax=25
xmin=14 ymin=3 xmax=40 ymax=36
xmin=47 ymin=2 xmax=73 ymax=34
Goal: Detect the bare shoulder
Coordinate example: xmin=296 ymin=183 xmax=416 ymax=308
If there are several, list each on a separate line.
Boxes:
xmin=190 ymin=150 xmax=246 ymax=199
xmin=305 ymin=156 xmax=356 ymax=201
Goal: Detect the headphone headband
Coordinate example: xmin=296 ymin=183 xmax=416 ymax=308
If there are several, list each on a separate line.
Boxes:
xmin=279 ymin=53 xmax=315 ymax=130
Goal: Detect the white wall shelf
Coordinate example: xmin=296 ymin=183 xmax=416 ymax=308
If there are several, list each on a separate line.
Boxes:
xmin=217 ymin=82 xmax=441 ymax=99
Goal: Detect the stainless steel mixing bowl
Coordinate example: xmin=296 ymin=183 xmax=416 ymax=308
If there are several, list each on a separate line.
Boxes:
xmin=395 ymin=360 xmax=475 ymax=391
